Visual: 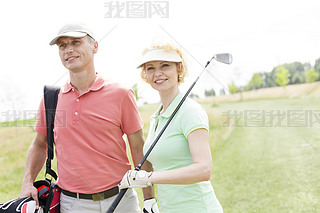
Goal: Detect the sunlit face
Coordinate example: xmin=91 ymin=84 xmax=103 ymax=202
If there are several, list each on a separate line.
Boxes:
xmin=144 ymin=61 xmax=179 ymax=93
xmin=57 ymin=36 xmax=98 ymax=72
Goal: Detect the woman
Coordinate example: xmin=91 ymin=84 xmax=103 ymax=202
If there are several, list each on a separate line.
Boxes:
xmin=120 ymin=43 xmax=223 ymax=213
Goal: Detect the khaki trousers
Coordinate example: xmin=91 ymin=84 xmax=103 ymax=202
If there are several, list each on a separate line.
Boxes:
xmin=60 ymin=188 xmax=140 ymax=213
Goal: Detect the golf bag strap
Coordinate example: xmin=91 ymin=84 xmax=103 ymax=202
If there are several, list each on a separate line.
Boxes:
xmin=44 ymin=85 xmax=60 ymax=181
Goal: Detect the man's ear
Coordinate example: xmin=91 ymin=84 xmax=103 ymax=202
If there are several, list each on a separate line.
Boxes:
xmin=93 ymin=41 xmax=98 ymax=53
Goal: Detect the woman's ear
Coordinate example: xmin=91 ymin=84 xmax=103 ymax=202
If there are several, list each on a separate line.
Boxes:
xmin=177 ymin=62 xmax=182 ymax=73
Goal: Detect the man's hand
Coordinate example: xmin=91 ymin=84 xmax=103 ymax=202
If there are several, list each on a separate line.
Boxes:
xmin=20 ymin=182 xmax=39 ymax=209
xmin=20 ymin=133 xmax=48 ymax=209
xmin=143 ymin=198 xmax=160 ymax=213
xmin=119 ymin=170 xmax=153 ymax=189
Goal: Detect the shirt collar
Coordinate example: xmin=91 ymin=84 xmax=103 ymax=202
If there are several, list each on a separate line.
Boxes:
xmin=62 ymin=74 xmax=105 ymax=94
xmin=151 ymin=93 xmax=183 ymax=119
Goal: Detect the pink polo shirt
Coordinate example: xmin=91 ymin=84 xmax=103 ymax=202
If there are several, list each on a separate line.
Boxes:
xmin=35 ymin=76 xmax=143 ymax=193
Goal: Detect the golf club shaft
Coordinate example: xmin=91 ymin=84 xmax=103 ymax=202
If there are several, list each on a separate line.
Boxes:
xmin=106 ymin=60 xmax=212 ymax=213
xmin=106 ymin=188 xmax=128 ymax=213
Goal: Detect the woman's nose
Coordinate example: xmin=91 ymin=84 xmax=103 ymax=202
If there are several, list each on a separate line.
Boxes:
xmin=154 ymin=68 xmax=162 ymax=76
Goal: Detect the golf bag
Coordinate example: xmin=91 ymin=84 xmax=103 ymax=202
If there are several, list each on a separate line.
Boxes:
xmin=0 ymin=86 xmax=61 ymax=213
xmin=0 ymin=181 xmax=60 ymax=213
xmin=0 ymin=197 xmax=35 ymax=213
xmin=33 ymin=179 xmax=60 ymax=213
xmin=0 ymin=180 xmax=60 ymax=213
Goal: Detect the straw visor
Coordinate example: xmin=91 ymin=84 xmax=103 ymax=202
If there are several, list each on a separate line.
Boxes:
xmin=137 ymin=48 xmax=182 ymax=68
xmin=49 ymin=23 xmax=95 ymax=45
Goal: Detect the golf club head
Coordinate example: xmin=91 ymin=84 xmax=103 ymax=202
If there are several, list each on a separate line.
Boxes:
xmin=212 ymin=53 xmax=233 ymax=64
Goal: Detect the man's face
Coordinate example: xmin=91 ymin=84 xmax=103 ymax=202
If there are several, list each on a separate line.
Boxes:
xmin=57 ymin=36 xmax=98 ymax=72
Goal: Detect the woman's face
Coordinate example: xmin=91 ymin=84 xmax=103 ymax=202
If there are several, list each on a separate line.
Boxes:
xmin=144 ymin=61 xmax=179 ymax=93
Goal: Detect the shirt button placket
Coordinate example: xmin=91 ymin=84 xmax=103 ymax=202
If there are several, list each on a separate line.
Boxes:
xmin=73 ymin=95 xmax=80 ymax=125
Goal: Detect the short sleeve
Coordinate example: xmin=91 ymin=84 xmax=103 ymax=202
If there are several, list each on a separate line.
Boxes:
xmin=120 ymin=89 xmax=143 ymax=135
xmin=179 ymin=101 xmax=209 ymax=138
xmin=34 ymin=97 xmax=47 ymax=136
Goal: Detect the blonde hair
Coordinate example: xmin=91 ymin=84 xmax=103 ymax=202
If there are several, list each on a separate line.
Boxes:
xmin=140 ymin=43 xmax=188 ymax=83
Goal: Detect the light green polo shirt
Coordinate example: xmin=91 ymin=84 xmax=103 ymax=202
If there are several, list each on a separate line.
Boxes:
xmin=143 ymin=93 xmax=223 ymax=213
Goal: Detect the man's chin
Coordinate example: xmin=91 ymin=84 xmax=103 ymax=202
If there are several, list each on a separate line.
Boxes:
xmin=65 ymin=65 xmax=81 ymax=72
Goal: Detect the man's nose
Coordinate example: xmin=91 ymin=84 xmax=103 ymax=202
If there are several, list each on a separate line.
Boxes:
xmin=65 ymin=45 xmax=74 ymax=54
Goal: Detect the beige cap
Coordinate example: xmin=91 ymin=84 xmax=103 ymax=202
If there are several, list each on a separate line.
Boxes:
xmin=49 ymin=23 xmax=95 ymax=45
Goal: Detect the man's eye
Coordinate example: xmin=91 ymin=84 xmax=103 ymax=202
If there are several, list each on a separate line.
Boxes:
xmin=59 ymin=44 xmax=66 ymax=49
xmin=147 ymin=67 xmax=154 ymax=71
xmin=73 ymin=40 xmax=80 ymax=45
xmin=161 ymin=64 xmax=169 ymax=68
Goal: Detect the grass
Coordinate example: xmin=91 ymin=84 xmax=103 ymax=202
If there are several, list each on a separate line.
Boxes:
xmin=1 ymin=96 xmax=319 ymax=212
xmin=0 ymin=127 xmax=36 ymax=200
xmin=211 ymin=97 xmax=320 ymax=212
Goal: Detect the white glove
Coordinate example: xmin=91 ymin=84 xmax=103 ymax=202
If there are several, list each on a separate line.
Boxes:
xmin=143 ymin=198 xmax=160 ymax=213
xmin=119 ymin=170 xmax=153 ymax=189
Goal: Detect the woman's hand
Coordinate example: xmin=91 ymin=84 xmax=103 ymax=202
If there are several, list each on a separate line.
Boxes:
xmin=119 ymin=170 xmax=153 ymax=189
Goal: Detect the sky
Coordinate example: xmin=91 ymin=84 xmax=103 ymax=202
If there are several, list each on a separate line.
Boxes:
xmin=1 ymin=0 xmax=320 ymax=121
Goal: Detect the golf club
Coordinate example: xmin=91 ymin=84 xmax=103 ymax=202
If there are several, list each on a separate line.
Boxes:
xmin=106 ymin=53 xmax=232 ymax=213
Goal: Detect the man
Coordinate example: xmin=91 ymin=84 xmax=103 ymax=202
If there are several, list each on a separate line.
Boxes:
xmin=19 ymin=23 xmax=159 ymax=213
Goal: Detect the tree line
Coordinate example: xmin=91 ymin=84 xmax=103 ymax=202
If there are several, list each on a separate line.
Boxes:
xmin=204 ymin=57 xmax=320 ymax=96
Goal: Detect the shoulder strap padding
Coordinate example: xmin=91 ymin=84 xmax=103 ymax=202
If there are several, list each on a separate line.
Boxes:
xmin=43 ymin=85 xmax=60 ymax=180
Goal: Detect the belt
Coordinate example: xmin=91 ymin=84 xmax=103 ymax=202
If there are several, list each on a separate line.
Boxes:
xmin=61 ymin=186 xmax=119 ymax=201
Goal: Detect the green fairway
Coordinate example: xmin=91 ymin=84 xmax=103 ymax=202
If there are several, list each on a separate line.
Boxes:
xmin=1 ymin=97 xmax=319 ymax=212
xmin=210 ymin=98 xmax=320 ymax=212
